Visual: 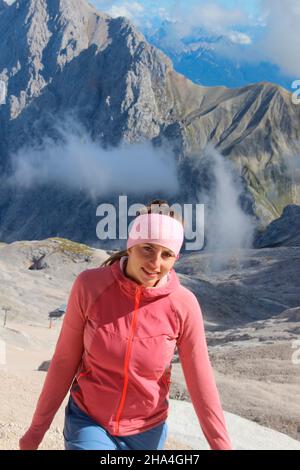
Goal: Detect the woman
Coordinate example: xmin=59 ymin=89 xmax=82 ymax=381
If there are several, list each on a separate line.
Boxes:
xmin=19 ymin=199 xmax=232 ymax=450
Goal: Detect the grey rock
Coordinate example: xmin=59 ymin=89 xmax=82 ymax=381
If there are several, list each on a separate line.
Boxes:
xmin=175 ymin=246 xmax=300 ymax=326
xmin=277 ymin=306 xmax=300 ymax=322
xmin=28 ymin=253 xmax=48 ymax=270
xmin=254 ymin=204 xmax=300 ymax=248
xmin=38 ymin=360 xmax=51 ymax=371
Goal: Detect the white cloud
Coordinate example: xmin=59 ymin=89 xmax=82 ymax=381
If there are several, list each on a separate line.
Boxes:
xmin=168 ymin=0 xmax=300 ymax=77
xmin=226 ymin=31 xmax=252 ymax=45
xmin=96 ymin=1 xmax=144 ymax=22
xmin=256 ymin=0 xmax=300 ymax=77
xmin=189 ymin=3 xmax=246 ymax=31
xmin=93 ymin=1 xmax=247 ymax=33
xmin=6 ymin=117 xmax=179 ymax=200
xmin=164 ymin=1 xmax=247 ymax=36
xmin=157 ymin=7 xmax=170 ymax=20
xmin=200 ymin=145 xmax=255 ymax=266
xmin=147 ymin=1 xmax=251 ymax=53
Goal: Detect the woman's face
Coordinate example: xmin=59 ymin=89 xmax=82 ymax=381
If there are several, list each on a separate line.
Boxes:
xmin=125 ymin=243 xmax=176 ymax=287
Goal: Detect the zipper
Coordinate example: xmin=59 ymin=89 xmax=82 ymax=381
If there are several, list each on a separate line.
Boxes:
xmin=114 ymin=285 xmax=142 ymax=434
xmin=77 ymin=369 xmax=91 ymax=380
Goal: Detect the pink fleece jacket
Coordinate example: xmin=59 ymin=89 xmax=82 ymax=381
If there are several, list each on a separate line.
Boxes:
xmin=19 ymin=258 xmax=232 ymax=450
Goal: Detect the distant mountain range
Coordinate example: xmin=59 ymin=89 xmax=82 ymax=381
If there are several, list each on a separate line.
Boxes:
xmin=144 ymin=21 xmax=294 ymax=91
xmin=0 ymin=0 xmax=299 ymax=246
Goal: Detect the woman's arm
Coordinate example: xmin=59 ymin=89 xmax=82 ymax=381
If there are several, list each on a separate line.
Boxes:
xmin=176 ymin=290 xmax=233 ymax=450
xmin=19 ymin=273 xmax=87 ymax=450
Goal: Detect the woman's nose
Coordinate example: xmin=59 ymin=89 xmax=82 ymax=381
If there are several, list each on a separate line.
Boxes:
xmin=148 ymin=253 xmax=161 ymax=267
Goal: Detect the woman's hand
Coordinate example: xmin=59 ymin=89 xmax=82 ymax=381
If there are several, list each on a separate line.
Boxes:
xmin=19 ymin=428 xmax=41 ymax=450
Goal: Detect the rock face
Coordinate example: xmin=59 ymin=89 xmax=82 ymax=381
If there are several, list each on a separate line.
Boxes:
xmin=254 ymin=204 xmax=300 ymax=248
xmin=0 ymin=0 xmax=300 ymax=243
xmin=0 ymin=0 xmax=173 ymax=151
xmin=175 ymin=245 xmax=300 ymax=326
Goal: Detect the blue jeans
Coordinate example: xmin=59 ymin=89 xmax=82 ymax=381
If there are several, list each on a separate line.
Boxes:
xmin=63 ymin=395 xmax=168 ymax=450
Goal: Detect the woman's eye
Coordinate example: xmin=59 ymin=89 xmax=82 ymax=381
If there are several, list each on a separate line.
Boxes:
xmin=142 ymin=247 xmax=172 ymax=257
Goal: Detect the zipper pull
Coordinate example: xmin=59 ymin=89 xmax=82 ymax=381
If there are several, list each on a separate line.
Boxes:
xmin=135 ymin=285 xmax=142 ymax=308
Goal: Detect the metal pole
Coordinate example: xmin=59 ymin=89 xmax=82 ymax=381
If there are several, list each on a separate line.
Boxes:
xmin=3 ymin=309 xmax=8 ymax=328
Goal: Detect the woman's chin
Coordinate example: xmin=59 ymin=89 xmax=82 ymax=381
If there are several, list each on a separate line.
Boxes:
xmin=143 ymin=277 xmax=160 ymax=287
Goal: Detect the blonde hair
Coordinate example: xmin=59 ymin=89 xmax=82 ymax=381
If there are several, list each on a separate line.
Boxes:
xmin=101 ymin=199 xmax=183 ymax=267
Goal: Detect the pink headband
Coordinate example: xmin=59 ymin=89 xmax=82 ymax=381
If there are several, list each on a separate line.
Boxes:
xmin=127 ymin=213 xmax=184 ymax=258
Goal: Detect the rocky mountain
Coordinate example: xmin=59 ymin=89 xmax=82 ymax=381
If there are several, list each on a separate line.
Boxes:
xmin=0 ymin=0 xmax=300 ymax=244
xmin=0 ymin=0 xmax=173 ymax=152
xmin=175 ymin=245 xmax=300 ymax=326
xmin=254 ymin=204 xmax=300 ymax=248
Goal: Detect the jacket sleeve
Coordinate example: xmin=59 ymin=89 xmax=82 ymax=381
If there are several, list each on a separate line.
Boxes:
xmin=19 ymin=273 xmax=87 ymax=450
xmin=176 ymin=291 xmax=233 ymax=450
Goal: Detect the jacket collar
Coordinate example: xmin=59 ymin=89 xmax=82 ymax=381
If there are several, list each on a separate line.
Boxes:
xmin=110 ymin=256 xmax=180 ymax=299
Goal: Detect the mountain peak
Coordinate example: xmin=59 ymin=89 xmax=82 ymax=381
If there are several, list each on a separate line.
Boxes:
xmin=0 ymin=0 xmax=173 ymax=137
xmin=13 ymin=0 xmax=110 ymax=24
xmin=0 ymin=0 xmax=114 ymax=111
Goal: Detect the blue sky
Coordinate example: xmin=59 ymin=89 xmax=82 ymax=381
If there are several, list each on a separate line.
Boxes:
xmin=92 ymin=0 xmax=262 ymax=23
xmin=90 ymin=0 xmax=300 ymax=78
xmin=217 ymin=0 xmax=260 ymax=15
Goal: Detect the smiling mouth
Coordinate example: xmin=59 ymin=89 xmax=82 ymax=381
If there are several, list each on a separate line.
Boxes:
xmin=141 ymin=267 xmax=160 ymax=277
